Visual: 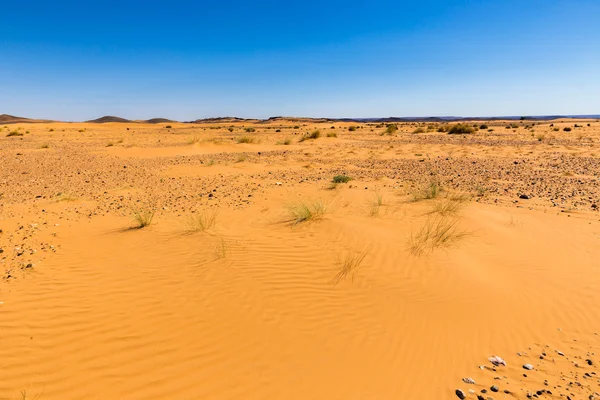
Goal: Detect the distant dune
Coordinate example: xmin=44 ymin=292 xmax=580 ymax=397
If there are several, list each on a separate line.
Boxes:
xmin=86 ymin=116 xmax=133 ymax=123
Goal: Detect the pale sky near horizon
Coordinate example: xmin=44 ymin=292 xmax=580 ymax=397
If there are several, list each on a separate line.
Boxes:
xmin=2 ymin=0 xmax=599 ymax=121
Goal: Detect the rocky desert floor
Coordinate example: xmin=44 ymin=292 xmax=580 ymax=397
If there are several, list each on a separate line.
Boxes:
xmin=1 ymin=119 xmax=600 ymax=399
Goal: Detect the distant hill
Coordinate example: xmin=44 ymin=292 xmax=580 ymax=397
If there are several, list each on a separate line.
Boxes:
xmin=143 ymin=118 xmax=176 ymax=124
xmin=187 ymin=117 xmax=257 ymax=124
xmin=0 ymin=114 xmax=52 ymax=124
xmin=86 ymin=116 xmax=132 ymax=123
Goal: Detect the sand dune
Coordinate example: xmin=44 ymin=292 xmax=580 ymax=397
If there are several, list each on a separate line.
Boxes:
xmin=1 ymin=120 xmax=599 ymax=399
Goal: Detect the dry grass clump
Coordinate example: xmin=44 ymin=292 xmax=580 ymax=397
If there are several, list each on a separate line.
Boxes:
xmin=186 ymin=135 xmax=202 ymax=145
xmin=299 ymin=130 xmax=321 ymax=142
xmin=131 ymin=207 xmax=155 ymax=229
xmin=287 ymin=200 xmax=328 ymax=224
xmin=327 ymin=132 xmax=337 ymax=137
xmin=332 ymin=246 xmax=371 ymax=285
xmin=408 ymin=217 xmax=469 ymax=256
xmin=369 ymin=193 xmax=385 ymax=217
xmin=40 ymin=143 xmax=50 ymax=149
xmin=447 ymin=124 xmax=475 ymax=134
xmin=6 ymin=131 xmax=23 ymax=137
xmin=413 ymin=179 xmax=443 ymax=201
xmin=277 ymin=138 xmax=292 ymax=145
xmin=237 ymin=135 xmax=255 ymax=144
xmin=186 ymin=210 xmax=217 ymax=232
xmin=427 ymin=198 xmax=465 ymax=216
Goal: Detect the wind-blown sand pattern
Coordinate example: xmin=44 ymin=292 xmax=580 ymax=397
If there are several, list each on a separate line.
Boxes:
xmin=1 ymin=120 xmax=600 ymax=399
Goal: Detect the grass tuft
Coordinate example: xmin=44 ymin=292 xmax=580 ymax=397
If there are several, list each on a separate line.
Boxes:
xmin=131 ymin=207 xmax=155 ymax=229
xmin=287 ymin=200 xmax=328 ymax=224
xmin=186 ymin=210 xmax=217 ymax=232
xmin=237 ymin=135 xmax=255 ymax=144
xmin=408 ymin=217 xmax=468 ymax=256
xmin=332 ymin=247 xmax=371 ymax=285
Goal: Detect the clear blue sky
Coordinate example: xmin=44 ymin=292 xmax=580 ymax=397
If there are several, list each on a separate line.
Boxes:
xmin=1 ymin=0 xmax=599 ymax=121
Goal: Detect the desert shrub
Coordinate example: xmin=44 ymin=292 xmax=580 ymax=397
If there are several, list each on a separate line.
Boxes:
xmin=413 ymin=127 xmax=425 ymax=134
xmin=245 ymin=127 xmax=256 ymax=133
xmin=563 ymin=127 xmax=572 ymax=132
xmin=386 ymin=124 xmax=398 ymax=134
xmin=437 ymin=125 xmax=449 ymax=132
xmin=447 ymin=124 xmax=475 ymax=134
xmin=6 ymin=131 xmax=23 ymax=137
xmin=332 ymin=175 xmax=352 ymax=183
xmin=165 ymin=125 xmax=172 ymax=129
xmin=479 ymin=124 xmax=488 ymax=129
xmin=237 ymin=135 xmax=254 ymax=143
xmin=275 ymin=129 xmax=281 ymax=132
xmin=348 ymin=126 xmax=357 ymax=131
xmin=300 ymin=130 xmax=320 ymax=142
xmin=327 ymin=132 xmax=337 ymax=137
xmin=228 ymin=127 xmax=234 ymax=132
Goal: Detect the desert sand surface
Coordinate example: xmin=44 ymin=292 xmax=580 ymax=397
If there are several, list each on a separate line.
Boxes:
xmin=1 ymin=119 xmax=600 ymax=399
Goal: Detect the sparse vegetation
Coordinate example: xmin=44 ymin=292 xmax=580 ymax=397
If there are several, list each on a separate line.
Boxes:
xmin=563 ymin=127 xmax=572 ymax=132
xmin=245 ymin=127 xmax=256 ymax=133
xmin=6 ymin=131 xmax=23 ymax=137
xmin=40 ymin=143 xmax=49 ymax=149
xmin=299 ymin=130 xmax=320 ymax=142
xmin=408 ymin=217 xmax=468 ymax=256
xmin=131 ymin=207 xmax=155 ymax=229
xmin=413 ymin=179 xmax=443 ymax=201
xmin=237 ymin=135 xmax=255 ymax=143
xmin=186 ymin=210 xmax=217 ymax=232
xmin=287 ymin=200 xmax=328 ymax=224
xmin=413 ymin=127 xmax=425 ymax=134
xmin=348 ymin=126 xmax=357 ymax=131
xmin=332 ymin=175 xmax=352 ymax=183
xmin=332 ymin=247 xmax=370 ymax=285
xmin=327 ymin=132 xmax=337 ymax=137
xmin=447 ymin=124 xmax=475 ymax=134
xmin=386 ymin=124 xmax=398 ymax=135
xmin=427 ymin=198 xmax=465 ymax=216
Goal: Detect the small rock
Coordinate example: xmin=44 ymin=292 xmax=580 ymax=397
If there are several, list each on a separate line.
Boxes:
xmin=491 ymin=385 xmax=499 ymax=392
xmin=488 ymin=355 xmax=506 ymax=367
xmin=523 ymin=364 xmax=534 ymax=370
xmin=455 ymin=389 xmax=466 ymax=399
xmin=462 ymin=377 xmax=476 ymax=384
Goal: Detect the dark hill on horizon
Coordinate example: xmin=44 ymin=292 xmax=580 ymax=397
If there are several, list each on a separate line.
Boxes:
xmin=86 ymin=116 xmax=132 ymax=123
xmin=0 ymin=114 xmax=53 ymax=124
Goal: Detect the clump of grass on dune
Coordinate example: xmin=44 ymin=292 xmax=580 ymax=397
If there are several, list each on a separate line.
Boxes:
xmin=237 ymin=135 xmax=255 ymax=144
xmin=131 ymin=207 xmax=155 ymax=229
xmin=7 ymin=131 xmax=23 ymax=137
xmin=299 ymin=130 xmax=321 ymax=142
xmin=369 ymin=193 xmax=385 ymax=217
xmin=332 ymin=246 xmax=371 ymax=285
xmin=408 ymin=217 xmax=469 ymax=256
xmin=427 ymin=198 xmax=465 ymax=216
xmin=287 ymin=200 xmax=328 ymax=224
xmin=413 ymin=179 xmax=443 ymax=201
xmin=40 ymin=143 xmax=49 ymax=149
xmin=186 ymin=210 xmax=217 ymax=232
xmin=187 ymin=135 xmax=201 ymax=145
